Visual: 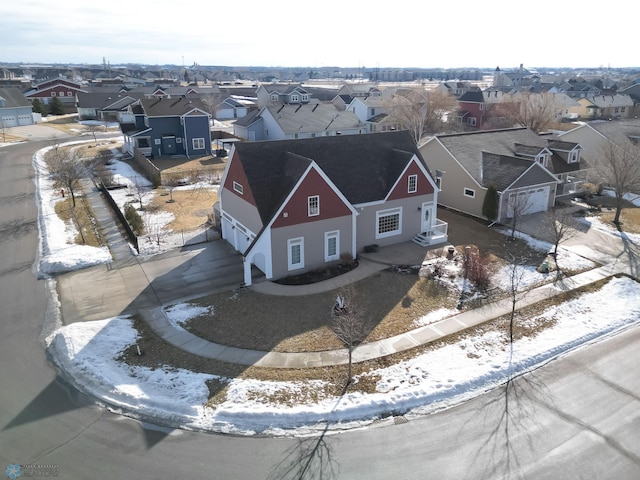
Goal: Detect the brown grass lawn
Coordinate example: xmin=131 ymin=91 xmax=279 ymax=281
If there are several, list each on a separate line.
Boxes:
xmin=149 ymin=187 xmax=218 ymax=231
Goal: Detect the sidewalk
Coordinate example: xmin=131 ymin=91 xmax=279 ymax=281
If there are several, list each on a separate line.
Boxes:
xmin=80 ymin=178 xmax=136 ymax=264
xmin=140 ymin=245 xmax=629 ymax=368
xmin=78 ymin=178 xmax=632 ymax=369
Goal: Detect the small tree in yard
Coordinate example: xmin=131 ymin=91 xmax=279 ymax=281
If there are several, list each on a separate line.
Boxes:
xmin=506 ymin=190 xmax=534 ymax=240
xmin=331 ymin=288 xmax=368 ymax=386
xmin=596 ymin=140 xmax=640 ymax=226
xmin=131 ymin=177 xmax=152 ymax=209
xmin=45 ymin=147 xmax=93 ymax=208
xmin=48 ymin=96 xmax=65 ymax=115
xmin=543 ymin=208 xmax=579 ymax=279
xmin=482 ymin=184 xmax=500 ymax=222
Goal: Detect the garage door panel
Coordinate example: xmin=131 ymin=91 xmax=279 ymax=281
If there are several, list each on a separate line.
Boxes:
xmin=507 ymin=186 xmax=550 ymax=218
xmin=1 ymin=116 xmax=17 ymax=127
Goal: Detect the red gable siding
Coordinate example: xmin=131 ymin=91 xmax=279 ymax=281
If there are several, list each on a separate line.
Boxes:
xmin=387 ymin=160 xmax=434 ymax=201
xmin=223 ymin=151 xmax=256 ymax=205
xmin=272 ymin=167 xmax=351 ymax=228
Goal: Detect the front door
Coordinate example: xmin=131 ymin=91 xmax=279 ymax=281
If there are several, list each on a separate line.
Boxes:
xmin=421 ymin=202 xmax=433 ymax=233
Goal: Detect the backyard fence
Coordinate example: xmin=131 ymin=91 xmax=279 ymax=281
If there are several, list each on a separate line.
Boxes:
xmin=97 ymin=181 xmax=140 ymax=253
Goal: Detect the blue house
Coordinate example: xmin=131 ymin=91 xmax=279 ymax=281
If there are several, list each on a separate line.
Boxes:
xmin=120 ymin=96 xmax=211 ymax=158
xmin=0 ymin=87 xmax=34 ymax=127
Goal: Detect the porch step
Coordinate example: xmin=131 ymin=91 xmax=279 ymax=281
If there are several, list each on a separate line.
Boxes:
xmin=412 ymin=232 xmax=448 ymax=247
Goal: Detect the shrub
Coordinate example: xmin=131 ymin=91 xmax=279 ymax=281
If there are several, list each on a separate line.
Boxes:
xmin=124 ymin=203 xmax=144 ymax=235
xmin=465 ymin=250 xmax=493 ymax=292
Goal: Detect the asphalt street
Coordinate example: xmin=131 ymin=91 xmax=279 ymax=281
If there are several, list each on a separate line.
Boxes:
xmin=0 ymin=134 xmax=639 ymax=479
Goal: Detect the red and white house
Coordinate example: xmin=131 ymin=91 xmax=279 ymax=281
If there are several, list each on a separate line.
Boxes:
xmin=23 ymin=78 xmax=87 ymax=106
xmin=218 ymin=130 xmax=448 ymax=285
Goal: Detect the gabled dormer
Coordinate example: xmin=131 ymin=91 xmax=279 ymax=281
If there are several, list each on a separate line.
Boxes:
xmin=514 ymin=143 xmax=552 ymax=167
xmin=547 ymin=140 xmax=582 ymax=164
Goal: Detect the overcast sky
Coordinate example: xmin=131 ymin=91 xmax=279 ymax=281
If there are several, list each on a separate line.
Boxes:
xmin=2 ymin=0 xmax=636 ymax=70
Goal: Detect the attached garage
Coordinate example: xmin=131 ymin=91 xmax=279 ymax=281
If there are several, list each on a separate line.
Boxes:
xmin=1 ymin=116 xmax=17 ymax=127
xmin=506 ymin=185 xmax=551 ymax=218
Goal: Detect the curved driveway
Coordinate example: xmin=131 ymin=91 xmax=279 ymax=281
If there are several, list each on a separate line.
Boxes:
xmin=1 ymin=137 xmax=639 ymax=479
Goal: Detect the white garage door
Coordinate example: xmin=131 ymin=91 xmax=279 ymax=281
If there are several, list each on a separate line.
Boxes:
xmin=507 ymin=186 xmax=550 ymax=218
xmin=1 ymin=116 xmax=17 ymax=127
xmin=18 ymin=114 xmax=32 ymax=126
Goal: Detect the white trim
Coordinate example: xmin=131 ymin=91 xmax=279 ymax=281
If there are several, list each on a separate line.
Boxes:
xmin=325 ymin=231 xmax=340 ymax=262
xmin=376 ymin=207 xmax=402 ymax=239
xmin=308 ymin=195 xmax=320 ymax=216
xmin=408 ymin=174 xmax=418 ymax=193
xmin=464 ymin=188 xmax=475 ymax=198
xmin=233 ymin=181 xmax=244 ymax=195
xmin=287 ymin=237 xmax=304 ymax=270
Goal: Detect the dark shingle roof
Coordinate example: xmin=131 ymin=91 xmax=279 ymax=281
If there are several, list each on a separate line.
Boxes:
xmin=139 ymin=96 xmax=208 ymax=117
xmin=233 ymin=130 xmax=426 ymax=223
xmin=481 ymin=152 xmax=534 ymax=190
xmin=0 ymin=87 xmax=31 ymax=108
xmin=436 ymin=128 xmax=545 ymax=183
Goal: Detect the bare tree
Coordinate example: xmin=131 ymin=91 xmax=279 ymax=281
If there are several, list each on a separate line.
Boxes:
xmin=495 ymin=92 xmax=561 ymax=134
xmin=543 ymin=208 xmax=579 ymax=279
xmin=0 ymin=119 xmax=7 ymax=142
xmin=331 ymin=288 xmax=368 ymax=386
xmin=131 ymin=176 xmax=152 ymax=209
xmin=596 ymin=139 xmax=640 ymax=226
xmin=505 ymin=190 xmax=535 ymax=240
xmin=85 ymin=122 xmax=105 ymax=144
xmin=163 ymin=173 xmax=183 ymax=203
xmin=45 ymin=146 xmax=93 ymax=208
xmin=384 ymin=88 xmax=458 ymax=143
xmin=201 ymin=91 xmax=224 ymax=122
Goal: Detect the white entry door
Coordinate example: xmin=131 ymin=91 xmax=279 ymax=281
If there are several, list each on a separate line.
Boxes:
xmin=421 ymin=202 xmax=433 ymax=233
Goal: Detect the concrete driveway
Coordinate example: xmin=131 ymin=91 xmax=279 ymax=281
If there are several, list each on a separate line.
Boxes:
xmin=6 ymin=123 xmax=70 ymax=141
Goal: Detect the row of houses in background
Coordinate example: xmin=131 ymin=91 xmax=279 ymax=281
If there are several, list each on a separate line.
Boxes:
xmin=3 ymin=69 xmax=640 ymax=286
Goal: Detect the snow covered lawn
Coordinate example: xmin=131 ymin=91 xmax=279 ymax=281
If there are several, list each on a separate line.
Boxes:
xmin=47 ymin=275 xmax=640 ymax=436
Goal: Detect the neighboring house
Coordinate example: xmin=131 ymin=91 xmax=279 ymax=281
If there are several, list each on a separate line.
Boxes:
xmin=574 ymin=94 xmax=635 ymax=120
xmin=76 ymin=92 xmax=139 ymax=122
xmin=336 ymin=83 xmax=383 ymax=99
xmin=558 ymin=118 xmax=640 ymax=169
xmin=457 ymin=90 xmax=488 ymax=128
xmin=233 ymin=103 xmax=364 ymax=141
xmin=492 ymin=65 xmax=535 ymax=88
xmin=435 ymin=81 xmax=475 ymax=98
xmin=23 ymin=78 xmax=86 ymax=106
xmin=255 ymin=84 xmax=311 ymax=107
xmin=346 ymin=96 xmax=400 ymax=133
xmin=119 ymin=96 xmax=212 ymax=158
xmin=419 ymin=128 xmax=588 ymax=222
xmin=218 ymin=130 xmax=448 ymax=285
xmin=216 ymin=96 xmax=253 ymax=120
xmin=0 ymin=87 xmax=35 ymax=126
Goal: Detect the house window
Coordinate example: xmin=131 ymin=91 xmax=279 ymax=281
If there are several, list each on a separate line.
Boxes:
xmin=464 ymin=188 xmax=475 ymax=198
xmin=621 ymin=107 xmax=626 ymax=113
xmin=287 ymin=238 xmax=304 ymax=270
xmin=308 ymin=195 xmax=319 ymax=216
xmin=408 ymin=174 xmax=418 ymax=193
xmin=435 ymin=177 xmax=442 ymax=189
xmin=154 ymin=139 xmax=161 ymax=145
xmin=468 ymin=117 xmax=476 ymax=126
xmin=67 ymin=91 xmax=73 ymax=96
xmin=376 ymin=208 xmax=402 ymax=239
xmin=192 ymin=138 xmax=205 ymax=150
xmin=301 ymin=94 xmax=309 ymax=102
xmin=291 ymin=94 xmax=299 ymax=102
xmin=270 ymin=94 xmax=279 ymax=102
xmin=51 ymin=92 xmax=56 ymax=96
xmin=569 ymin=150 xmax=580 ymax=163
xmin=176 ymin=137 xmax=182 ymax=143
xmin=233 ymin=181 xmax=243 ymax=195
xmin=325 ymin=231 xmax=339 ymax=262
